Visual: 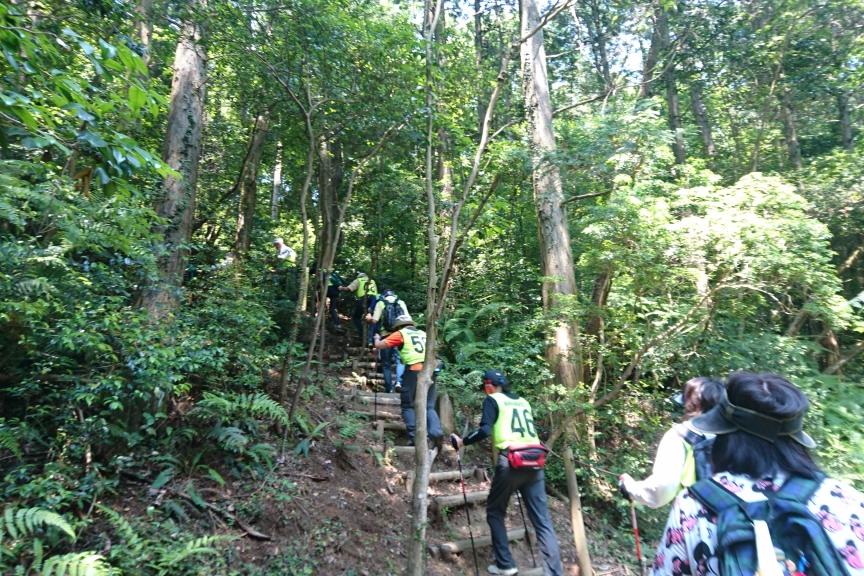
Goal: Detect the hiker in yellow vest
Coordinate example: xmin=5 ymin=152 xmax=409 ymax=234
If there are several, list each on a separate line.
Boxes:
xmin=451 ymin=370 xmax=563 ymax=576
xmin=618 ymin=377 xmax=723 ymax=508
xmin=339 ymin=272 xmax=377 ymax=345
xmin=373 ymin=314 xmax=443 ymax=447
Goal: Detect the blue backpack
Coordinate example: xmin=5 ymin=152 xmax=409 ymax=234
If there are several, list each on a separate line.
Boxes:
xmin=689 ymin=474 xmax=850 ymax=576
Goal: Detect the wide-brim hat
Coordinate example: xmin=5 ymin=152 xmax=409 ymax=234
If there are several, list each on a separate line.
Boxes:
xmin=691 ymin=393 xmax=816 ymax=448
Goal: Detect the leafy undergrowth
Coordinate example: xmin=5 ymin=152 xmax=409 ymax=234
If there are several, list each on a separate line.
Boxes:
xmin=90 ymin=355 xmax=638 ymax=575
xmin=2 ymin=331 xmax=643 ymax=575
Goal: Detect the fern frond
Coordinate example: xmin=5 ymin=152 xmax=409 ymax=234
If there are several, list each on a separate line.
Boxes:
xmin=1 ymin=508 xmax=75 ymax=543
xmin=41 ymin=552 xmax=110 ymax=576
xmin=157 ymin=535 xmax=235 ymax=574
xmin=211 ymin=426 xmax=248 ymax=453
xmin=97 ymin=506 xmax=144 ymax=557
xmin=194 ymin=392 xmax=288 ymax=427
xmin=0 ymin=424 xmax=21 ymax=458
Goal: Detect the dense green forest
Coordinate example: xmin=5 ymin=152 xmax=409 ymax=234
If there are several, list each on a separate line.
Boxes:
xmin=1 ymin=0 xmax=863 ymax=574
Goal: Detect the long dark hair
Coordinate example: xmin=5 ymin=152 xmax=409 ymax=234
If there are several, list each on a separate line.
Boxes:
xmin=711 ymin=372 xmax=822 ymax=479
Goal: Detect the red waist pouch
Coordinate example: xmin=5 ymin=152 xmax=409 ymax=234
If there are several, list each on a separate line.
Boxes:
xmin=506 ymin=444 xmax=549 ymax=470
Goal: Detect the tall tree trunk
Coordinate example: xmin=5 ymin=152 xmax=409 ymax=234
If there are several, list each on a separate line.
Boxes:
xmin=271 ymin=140 xmax=283 ymax=220
xmin=135 ymin=0 xmax=154 ymax=71
xmin=141 ymin=3 xmax=207 ymax=319
xmin=521 ymin=0 xmax=582 ymax=402
xmin=588 ymin=0 xmax=613 ymax=91
xmin=406 ymin=2 xmax=445 ymax=574
xmin=317 ymin=139 xmax=343 ymax=270
xmin=279 ymin=133 xmax=313 ymax=402
xmin=521 ymin=1 xmax=591 ymax=574
xmin=640 ymin=4 xmax=662 ymax=98
xmin=690 ymin=82 xmax=715 ymax=157
xmin=780 ymin=88 xmax=802 ymax=170
xmin=474 ymin=0 xmax=486 ymax=134
xmin=837 ymin=90 xmax=853 ymax=151
xmin=655 ymin=7 xmax=685 ymax=164
xmin=235 ymin=112 xmax=269 ymax=256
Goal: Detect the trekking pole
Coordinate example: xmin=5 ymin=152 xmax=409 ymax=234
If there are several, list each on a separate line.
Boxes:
xmin=629 ymin=500 xmax=646 ymax=576
xmin=451 ymin=435 xmax=480 ymax=576
xmin=514 ymin=490 xmax=537 ymax=567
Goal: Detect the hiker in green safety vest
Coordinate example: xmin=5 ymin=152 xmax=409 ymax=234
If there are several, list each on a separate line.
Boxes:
xmin=451 ymin=370 xmax=563 ymax=576
xmin=339 ymin=272 xmax=377 ymax=345
xmin=365 ymin=289 xmax=409 ymax=393
xmin=373 ymin=314 xmax=443 ymax=448
xmin=324 ymin=269 xmax=344 ymax=327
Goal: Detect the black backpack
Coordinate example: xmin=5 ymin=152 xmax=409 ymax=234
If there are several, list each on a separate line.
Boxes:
xmin=382 ymin=298 xmax=402 ymax=332
xmin=689 ymin=474 xmax=851 ymax=576
xmin=683 ymin=428 xmax=715 ymax=483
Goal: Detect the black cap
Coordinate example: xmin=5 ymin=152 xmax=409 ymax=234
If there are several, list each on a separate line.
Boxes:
xmin=481 ymin=369 xmax=508 ymax=390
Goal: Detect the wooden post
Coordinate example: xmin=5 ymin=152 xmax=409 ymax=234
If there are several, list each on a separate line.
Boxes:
xmin=437 ymin=392 xmax=455 ymax=435
xmin=564 ymin=445 xmax=592 ymax=576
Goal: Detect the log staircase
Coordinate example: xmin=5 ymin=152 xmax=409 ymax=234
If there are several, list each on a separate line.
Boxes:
xmin=337 ymin=341 xmax=546 ymax=575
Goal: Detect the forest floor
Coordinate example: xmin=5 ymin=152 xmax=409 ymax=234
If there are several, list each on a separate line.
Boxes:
xmin=105 ymin=324 xmax=641 ymax=575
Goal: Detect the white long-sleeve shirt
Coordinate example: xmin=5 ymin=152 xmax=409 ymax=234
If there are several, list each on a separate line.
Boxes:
xmin=620 ymin=422 xmax=707 ymax=509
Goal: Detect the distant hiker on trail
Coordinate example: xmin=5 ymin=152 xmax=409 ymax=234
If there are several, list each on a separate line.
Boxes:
xmin=273 ymin=237 xmax=296 ymax=262
xmin=373 ymin=314 xmax=443 ymax=448
xmin=323 ymin=268 xmax=344 ymax=327
xmin=271 ymin=237 xmax=297 ymax=297
xmin=451 ymin=370 xmax=564 ymax=576
xmin=339 ymin=271 xmax=377 ymax=344
xmin=619 ymin=376 xmax=724 ymax=509
xmin=651 ymin=371 xmax=864 ymax=576
xmin=365 ymin=288 xmax=408 ymax=393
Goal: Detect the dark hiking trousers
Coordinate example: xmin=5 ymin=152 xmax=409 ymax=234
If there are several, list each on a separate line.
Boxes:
xmin=326 ymin=286 xmax=340 ymax=326
xmin=400 ymin=368 xmax=443 ymax=444
xmin=487 ymin=454 xmax=564 ymax=576
xmin=352 ymin=297 xmax=369 ymax=341
xmin=379 ymin=347 xmax=398 ymax=393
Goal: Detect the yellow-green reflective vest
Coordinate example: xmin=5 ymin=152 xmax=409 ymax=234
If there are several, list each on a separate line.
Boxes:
xmin=355 ymin=276 xmax=378 ymax=297
xmin=490 ymin=393 xmax=540 ymax=450
xmin=397 ymin=327 xmax=426 ymax=365
xmin=681 ymin=442 xmax=696 ymax=488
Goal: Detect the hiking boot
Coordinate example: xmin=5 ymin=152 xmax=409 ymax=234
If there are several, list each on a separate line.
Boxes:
xmin=487 ymin=565 xmax=518 ymax=575
xmin=394 ymin=383 xmax=402 ymax=393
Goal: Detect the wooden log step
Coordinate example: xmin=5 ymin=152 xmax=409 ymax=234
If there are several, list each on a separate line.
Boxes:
xmin=368 ymin=445 xmax=418 ymax=457
xmin=355 ymin=392 xmax=400 ymax=401
xmin=374 ymin=420 xmax=407 ymax=431
xmin=433 ymin=528 xmax=529 ymax=559
xmin=405 ymin=467 xmax=484 ymax=493
xmin=369 ymin=444 xmax=453 ymax=458
xmin=520 ymin=568 xmax=543 ymax=576
xmin=346 ymin=346 xmax=372 ymax=354
xmin=373 ymin=420 xmax=407 ymax=442
xmin=430 ymin=490 xmax=489 ymax=518
xmin=357 ymin=395 xmax=400 ymax=406
xmin=349 ymin=410 xmax=401 ymax=420
xmin=428 ymin=468 xmax=483 ymax=483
